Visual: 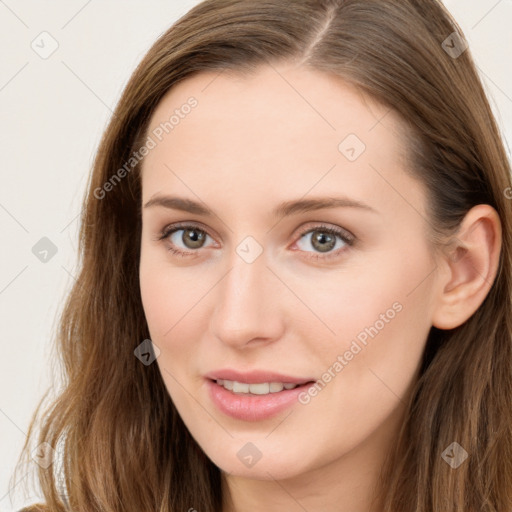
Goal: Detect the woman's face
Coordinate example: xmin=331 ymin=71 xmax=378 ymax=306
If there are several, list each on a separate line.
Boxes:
xmin=139 ymin=63 xmax=441 ymax=481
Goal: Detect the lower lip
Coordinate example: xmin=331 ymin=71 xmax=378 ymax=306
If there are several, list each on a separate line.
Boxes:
xmin=206 ymin=379 xmax=313 ymax=421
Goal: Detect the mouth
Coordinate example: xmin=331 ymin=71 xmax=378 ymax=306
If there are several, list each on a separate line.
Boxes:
xmin=205 ymin=376 xmax=317 ymax=421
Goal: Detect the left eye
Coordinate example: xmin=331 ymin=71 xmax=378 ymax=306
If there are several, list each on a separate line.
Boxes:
xmin=295 ymin=227 xmax=353 ymax=255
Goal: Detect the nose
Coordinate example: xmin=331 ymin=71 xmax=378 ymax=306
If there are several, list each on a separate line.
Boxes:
xmin=209 ymin=250 xmax=284 ymax=349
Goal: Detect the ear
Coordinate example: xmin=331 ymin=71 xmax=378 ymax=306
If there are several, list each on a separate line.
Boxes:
xmin=431 ymin=204 xmax=502 ymax=330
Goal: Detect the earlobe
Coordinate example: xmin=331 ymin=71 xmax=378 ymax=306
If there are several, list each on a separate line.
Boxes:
xmin=431 ymin=204 xmax=502 ymax=330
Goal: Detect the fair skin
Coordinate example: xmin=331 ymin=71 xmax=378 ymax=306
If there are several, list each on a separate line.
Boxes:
xmin=138 ymin=62 xmax=501 ymax=512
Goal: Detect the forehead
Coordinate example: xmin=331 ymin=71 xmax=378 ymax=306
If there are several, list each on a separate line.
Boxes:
xmin=140 ymin=63 xmax=420 ymax=219
xmin=144 ymin=63 xmax=405 ymax=148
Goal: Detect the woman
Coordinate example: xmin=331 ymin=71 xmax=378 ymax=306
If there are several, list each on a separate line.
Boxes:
xmin=12 ymin=0 xmax=512 ymax=510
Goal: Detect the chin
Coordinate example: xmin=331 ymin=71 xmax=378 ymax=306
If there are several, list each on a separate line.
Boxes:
xmin=202 ymin=440 xmax=310 ymax=481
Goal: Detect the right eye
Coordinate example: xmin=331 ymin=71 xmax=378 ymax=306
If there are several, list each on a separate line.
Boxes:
xmin=157 ymin=223 xmax=215 ymax=258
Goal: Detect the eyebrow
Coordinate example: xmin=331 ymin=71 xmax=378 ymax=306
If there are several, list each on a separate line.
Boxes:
xmin=143 ymin=194 xmax=378 ymax=219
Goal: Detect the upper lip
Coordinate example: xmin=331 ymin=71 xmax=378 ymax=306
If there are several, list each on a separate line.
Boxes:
xmin=205 ymin=369 xmax=315 ymax=385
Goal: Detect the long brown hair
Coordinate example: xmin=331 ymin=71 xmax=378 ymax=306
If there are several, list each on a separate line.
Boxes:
xmin=12 ymin=1 xmax=512 ymax=510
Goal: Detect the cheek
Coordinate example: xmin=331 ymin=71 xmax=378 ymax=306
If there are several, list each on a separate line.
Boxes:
xmin=139 ymin=265 xmax=195 ymax=404
xmin=139 ymin=257 xmax=217 ymax=398
xmin=139 ymin=263 xmax=172 ymax=340
xmin=289 ymin=242 xmax=435 ymax=462
xmin=310 ymin=238 xmax=435 ymax=405
xmin=139 ymin=249 xmax=209 ymax=339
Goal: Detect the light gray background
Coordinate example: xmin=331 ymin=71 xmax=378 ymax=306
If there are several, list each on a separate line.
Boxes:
xmin=1 ymin=1 xmax=511 ymax=510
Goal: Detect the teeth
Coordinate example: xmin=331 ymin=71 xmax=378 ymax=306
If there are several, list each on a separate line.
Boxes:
xmin=247 ymin=382 xmax=269 ymax=394
xmin=232 ymin=381 xmax=250 ymax=393
xmin=270 ymin=382 xmax=284 ymax=392
xmin=216 ymin=379 xmax=300 ymax=395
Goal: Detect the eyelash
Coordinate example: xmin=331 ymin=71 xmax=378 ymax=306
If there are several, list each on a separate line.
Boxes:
xmin=155 ymin=222 xmax=355 ymax=261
